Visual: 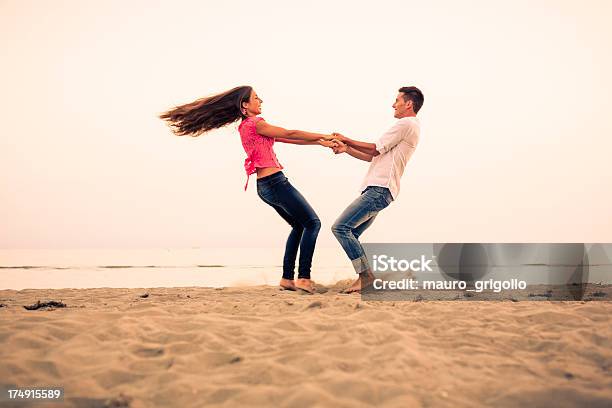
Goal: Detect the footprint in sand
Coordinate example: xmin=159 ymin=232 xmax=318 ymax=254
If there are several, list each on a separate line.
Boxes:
xmin=131 ymin=345 xmax=165 ymax=358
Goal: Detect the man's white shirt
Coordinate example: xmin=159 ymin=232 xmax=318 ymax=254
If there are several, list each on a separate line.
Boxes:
xmin=359 ymin=116 xmax=420 ymax=200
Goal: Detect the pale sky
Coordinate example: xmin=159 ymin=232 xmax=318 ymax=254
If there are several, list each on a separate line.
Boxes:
xmin=1 ymin=0 xmax=611 ymax=249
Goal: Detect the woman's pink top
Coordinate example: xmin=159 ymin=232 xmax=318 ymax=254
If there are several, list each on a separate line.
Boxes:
xmin=238 ymin=116 xmax=283 ymax=190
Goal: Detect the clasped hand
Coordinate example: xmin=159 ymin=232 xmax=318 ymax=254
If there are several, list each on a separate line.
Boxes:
xmin=318 ymin=132 xmax=347 ymax=154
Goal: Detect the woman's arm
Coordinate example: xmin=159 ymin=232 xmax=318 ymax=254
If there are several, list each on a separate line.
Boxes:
xmin=275 ymin=138 xmax=317 ymax=145
xmin=276 ymin=138 xmax=337 ymax=147
xmin=256 ymin=120 xmax=334 ymax=142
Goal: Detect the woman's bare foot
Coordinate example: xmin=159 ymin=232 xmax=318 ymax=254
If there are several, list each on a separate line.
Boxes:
xmin=295 ymin=278 xmax=316 ymax=294
xmin=279 ymin=278 xmax=296 ymax=291
xmin=340 ymin=272 xmax=375 ymax=294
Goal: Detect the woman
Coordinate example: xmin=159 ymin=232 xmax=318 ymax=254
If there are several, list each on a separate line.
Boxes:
xmin=159 ymin=86 xmax=335 ymax=293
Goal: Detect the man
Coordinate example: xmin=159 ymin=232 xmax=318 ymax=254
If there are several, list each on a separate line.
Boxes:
xmin=330 ymin=86 xmax=423 ymax=294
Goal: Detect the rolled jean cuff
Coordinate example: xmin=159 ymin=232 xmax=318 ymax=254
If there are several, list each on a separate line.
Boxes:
xmin=351 ymin=254 xmax=370 ymax=275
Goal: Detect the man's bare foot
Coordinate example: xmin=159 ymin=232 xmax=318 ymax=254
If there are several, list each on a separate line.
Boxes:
xmin=279 ymin=278 xmax=296 ymax=291
xmin=295 ymin=278 xmax=315 ymax=294
xmin=340 ymin=272 xmax=375 ymax=294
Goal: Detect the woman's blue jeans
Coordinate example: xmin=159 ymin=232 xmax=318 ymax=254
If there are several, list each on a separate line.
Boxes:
xmin=332 ymin=186 xmax=393 ymax=274
xmin=257 ymin=172 xmax=321 ymax=280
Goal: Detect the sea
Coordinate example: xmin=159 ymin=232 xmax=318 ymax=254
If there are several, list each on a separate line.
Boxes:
xmin=0 ymin=247 xmax=355 ymax=290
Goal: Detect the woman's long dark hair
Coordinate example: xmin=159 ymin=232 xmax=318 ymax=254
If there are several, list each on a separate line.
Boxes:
xmin=159 ymin=86 xmax=252 ymax=137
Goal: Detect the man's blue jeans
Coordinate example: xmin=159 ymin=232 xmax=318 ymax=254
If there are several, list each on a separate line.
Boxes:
xmin=331 ymin=186 xmax=393 ymax=274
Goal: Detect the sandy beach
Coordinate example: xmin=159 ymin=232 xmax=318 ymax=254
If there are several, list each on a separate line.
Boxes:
xmin=1 ymin=283 xmax=611 ymax=408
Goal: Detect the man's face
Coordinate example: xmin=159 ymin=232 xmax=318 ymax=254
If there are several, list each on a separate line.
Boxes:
xmin=392 ymin=92 xmax=413 ymax=118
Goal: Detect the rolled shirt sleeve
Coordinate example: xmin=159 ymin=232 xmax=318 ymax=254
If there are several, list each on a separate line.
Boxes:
xmin=375 ymin=121 xmax=407 ymax=154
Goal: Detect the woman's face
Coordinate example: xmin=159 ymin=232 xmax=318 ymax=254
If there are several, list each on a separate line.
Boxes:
xmin=243 ymin=90 xmax=263 ymax=116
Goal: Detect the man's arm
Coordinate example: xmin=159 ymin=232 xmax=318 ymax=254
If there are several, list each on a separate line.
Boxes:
xmin=332 ymin=140 xmax=374 ymax=162
xmin=346 ymin=145 xmax=375 ymax=162
xmin=332 ymin=133 xmax=379 ymax=156
xmin=344 ymin=138 xmax=380 ymax=156
xmin=334 ymin=121 xmax=409 ymax=156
